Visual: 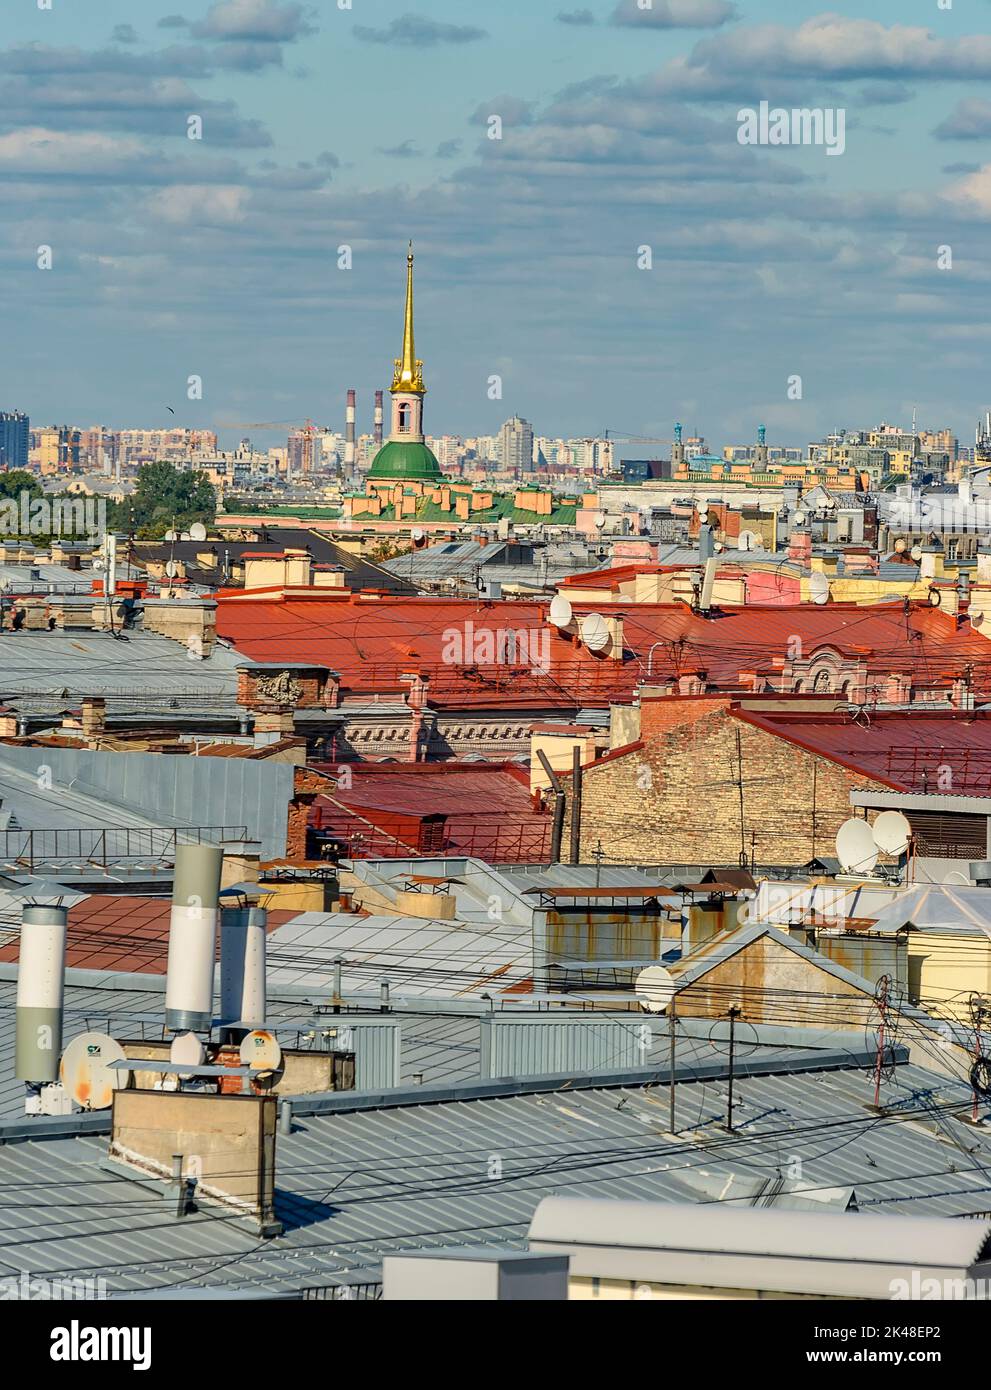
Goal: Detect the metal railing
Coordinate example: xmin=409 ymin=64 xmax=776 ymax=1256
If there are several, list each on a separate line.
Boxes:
xmin=0 ymin=825 xmax=249 ymax=873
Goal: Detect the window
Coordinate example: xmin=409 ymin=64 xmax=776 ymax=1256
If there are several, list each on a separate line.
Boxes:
xmin=398 ymin=403 xmax=411 ymax=433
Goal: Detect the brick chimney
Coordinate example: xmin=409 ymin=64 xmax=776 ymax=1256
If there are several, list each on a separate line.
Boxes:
xmin=787 ymin=531 xmax=812 ymax=565
xmin=80 ymin=696 xmax=106 ymax=740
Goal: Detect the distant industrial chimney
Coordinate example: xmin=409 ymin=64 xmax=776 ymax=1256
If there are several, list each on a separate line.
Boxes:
xmin=220 ymin=906 xmax=267 ymax=1031
xmin=165 ymin=843 xmax=224 ymax=1032
xmin=15 ymin=904 xmax=68 ymax=1084
xmin=374 ymin=389 xmax=384 ymax=447
xmin=345 ymin=389 xmax=356 ymax=471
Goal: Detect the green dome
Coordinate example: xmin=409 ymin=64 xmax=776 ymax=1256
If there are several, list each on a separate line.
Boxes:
xmin=367 ymin=439 xmax=443 ymax=481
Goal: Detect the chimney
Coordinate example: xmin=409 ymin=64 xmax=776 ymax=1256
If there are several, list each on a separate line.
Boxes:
xmin=15 ymin=904 xmax=68 ymax=1087
xmin=698 ymin=523 xmax=714 ymax=564
xmin=80 ymin=696 xmax=106 ymax=740
xmin=374 ymin=390 xmax=384 ymax=447
xmin=220 ymin=906 xmax=267 ymax=1030
xmin=164 ymin=843 xmax=224 ymax=1032
xmin=345 ymin=389 xmax=356 ymax=471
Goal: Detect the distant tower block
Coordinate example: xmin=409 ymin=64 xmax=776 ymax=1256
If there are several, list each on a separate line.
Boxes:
xmin=220 ymin=906 xmax=268 ymax=1030
xmin=165 ymin=843 xmax=224 ymax=1032
xmin=374 ymin=390 xmax=384 ymax=447
xmin=345 ymin=389 xmax=356 ymax=471
xmin=15 ymin=904 xmax=68 ymax=1083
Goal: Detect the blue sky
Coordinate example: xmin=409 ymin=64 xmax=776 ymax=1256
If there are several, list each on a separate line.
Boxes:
xmin=5 ymin=0 xmax=991 ymax=450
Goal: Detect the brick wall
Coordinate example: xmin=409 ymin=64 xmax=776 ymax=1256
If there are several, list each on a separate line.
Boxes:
xmin=562 ymin=699 xmax=889 ymax=867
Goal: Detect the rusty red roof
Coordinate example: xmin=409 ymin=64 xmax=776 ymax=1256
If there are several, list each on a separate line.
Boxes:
xmin=214 ymin=592 xmax=991 ymax=709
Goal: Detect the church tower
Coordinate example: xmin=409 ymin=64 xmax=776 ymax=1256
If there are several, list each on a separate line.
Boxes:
xmin=367 ymin=243 xmax=442 ymax=482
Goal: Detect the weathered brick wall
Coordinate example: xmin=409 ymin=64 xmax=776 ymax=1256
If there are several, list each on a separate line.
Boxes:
xmin=563 ymin=700 xmax=890 ymax=867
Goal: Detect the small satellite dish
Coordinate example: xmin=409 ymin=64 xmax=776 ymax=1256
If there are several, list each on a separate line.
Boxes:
xmin=910 ymin=544 xmax=923 ymax=561
xmin=189 ymin=521 xmax=207 ymax=542
xmin=809 ymin=572 xmax=829 ymax=606
xmin=549 ymin=594 xmax=573 ymax=628
xmin=594 ymin=512 xmax=607 ymax=530
xmin=580 ymin=612 xmax=610 ymax=653
xmin=169 ymin=1033 xmax=206 ymax=1071
xmin=793 ymin=511 xmax=806 ymax=525
xmin=872 ymin=810 xmax=912 ymax=856
xmin=164 ymin=530 xmax=178 ymax=541
xmin=738 ymin=530 xmax=762 ymax=552
xmin=60 ymin=1032 xmax=127 ymax=1111
xmin=713 ymin=541 xmax=723 ymax=553
xmin=929 ymin=588 xmax=942 ymax=607
xmin=239 ymin=1029 xmax=282 ymax=1074
xmin=894 ymin=538 xmax=906 ymax=553
xmin=179 ymin=532 xmax=191 ymax=542
xmin=835 ymin=818 xmax=879 ymax=875
xmin=411 ymin=526 xmax=425 ymax=542
xmin=164 ymin=559 xmax=179 ymax=579
xmin=635 ymin=965 xmax=676 ymax=1014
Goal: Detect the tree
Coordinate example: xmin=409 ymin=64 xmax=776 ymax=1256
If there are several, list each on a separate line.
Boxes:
xmin=0 ymin=470 xmax=42 ymax=502
xmin=109 ymin=461 xmax=216 ymax=539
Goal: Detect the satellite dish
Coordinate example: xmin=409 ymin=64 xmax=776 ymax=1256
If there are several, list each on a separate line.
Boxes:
xmin=910 ymin=544 xmax=923 ymax=561
xmin=169 ymin=1033 xmax=206 ymax=1071
xmin=738 ymin=530 xmax=762 ymax=552
xmin=713 ymin=541 xmax=723 ymax=553
xmin=580 ymin=612 xmax=610 ymax=653
xmin=809 ymin=572 xmax=829 ymax=606
xmin=239 ymin=1029 xmax=282 ymax=1074
xmin=189 ymin=522 xmax=207 ymax=542
xmin=894 ymin=538 xmax=906 ymax=553
xmin=164 ymin=559 xmax=179 ymax=579
xmin=164 ymin=530 xmax=178 ymax=541
xmin=793 ymin=511 xmax=806 ymax=525
xmin=872 ymin=810 xmax=912 ymax=856
xmin=594 ymin=512 xmax=607 ymax=529
xmin=179 ymin=532 xmax=191 ymax=542
xmin=549 ymin=594 xmax=573 ymax=628
xmin=635 ymin=965 xmax=676 ymax=1014
xmin=835 ymin=818 xmax=879 ymax=875
xmin=60 ymin=1032 xmax=127 ymax=1111
xmin=411 ymin=526 xmax=425 ymax=542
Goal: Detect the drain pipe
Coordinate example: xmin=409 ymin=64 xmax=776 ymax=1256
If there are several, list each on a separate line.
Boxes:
xmin=569 ymin=745 xmax=583 ymax=865
xmin=536 ymin=749 xmax=566 ymax=865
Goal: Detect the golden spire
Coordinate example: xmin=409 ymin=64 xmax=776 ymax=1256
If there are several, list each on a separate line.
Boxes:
xmin=391 ymin=240 xmax=425 ymax=394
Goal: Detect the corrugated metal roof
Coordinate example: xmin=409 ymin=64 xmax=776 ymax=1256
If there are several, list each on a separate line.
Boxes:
xmin=2 ymin=1056 xmax=991 ymax=1295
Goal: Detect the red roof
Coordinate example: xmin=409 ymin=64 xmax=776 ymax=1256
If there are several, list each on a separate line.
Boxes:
xmin=215 ymin=592 xmax=991 ymax=709
xmin=310 ymin=762 xmax=551 ymax=862
xmin=733 ymin=707 xmax=991 ymax=796
xmin=0 ymin=895 xmax=296 ymax=974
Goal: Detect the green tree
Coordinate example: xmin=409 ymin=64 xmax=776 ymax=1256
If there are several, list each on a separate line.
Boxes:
xmin=0 ymin=470 xmax=42 ymax=501
xmin=109 ymin=461 xmax=216 ymax=539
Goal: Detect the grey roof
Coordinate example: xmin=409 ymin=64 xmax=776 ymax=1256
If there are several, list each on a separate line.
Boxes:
xmin=2 ymin=1053 xmax=991 ymax=1295
xmin=0 ymin=744 xmax=292 ymax=857
xmin=0 ymin=627 xmax=240 ymax=718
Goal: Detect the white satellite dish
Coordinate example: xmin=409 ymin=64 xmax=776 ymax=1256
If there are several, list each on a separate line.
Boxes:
xmin=164 ymin=559 xmax=179 ymax=579
xmin=635 ymin=965 xmax=676 ymax=1014
xmin=713 ymin=541 xmax=724 ymax=553
xmin=239 ymin=1029 xmax=282 ymax=1074
xmin=169 ymin=1033 xmax=206 ymax=1071
xmin=179 ymin=532 xmax=191 ymax=542
xmin=411 ymin=526 xmax=425 ymax=542
xmin=594 ymin=512 xmax=607 ymax=530
xmin=580 ymin=612 xmax=610 ymax=653
xmin=189 ymin=521 xmax=207 ymax=542
xmin=793 ymin=511 xmax=807 ymax=525
xmin=809 ymin=572 xmax=829 ymax=605
xmin=910 ymin=544 xmax=923 ymax=561
xmin=835 ymin=818 xmax=879 ymax=875
xmin=738 ymin=530 xmax=762 ymax=552
xmin=60 ymin=1032 xmax=127 ymax=1111
xmin=164 ymin=530 xmax=178 ymax=541
xmin=549 ymin=594 xmax=573 ymax=628
xmin=872 ymin=810 xmax=912 ymax=856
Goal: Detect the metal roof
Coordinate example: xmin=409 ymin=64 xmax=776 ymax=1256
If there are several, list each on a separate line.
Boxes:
xmin=2 ymin=1054 xmax=991 ymax=1295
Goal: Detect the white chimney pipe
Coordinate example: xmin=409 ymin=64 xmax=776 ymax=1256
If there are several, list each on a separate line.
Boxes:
xmin=220 ymin=906 xmax=267 ymax=1029
xmin=15 ymin=904 xmax=68 ymax=1083
xmin=165 ymin=843 xmax=224 ymax=1032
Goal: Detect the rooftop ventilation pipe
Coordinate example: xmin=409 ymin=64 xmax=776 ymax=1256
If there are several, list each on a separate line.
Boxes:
xmin=15 ymin=904 xmax=68 ymax=1086
xmin=165 ymin=843 xmax=224 ymax=1033
xmin=220 ymin=905 xmax=267 ymax=1032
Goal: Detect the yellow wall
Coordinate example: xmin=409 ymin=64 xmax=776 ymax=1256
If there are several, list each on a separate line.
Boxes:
xmin=908 ymin=932 xmax=991 ymax=1021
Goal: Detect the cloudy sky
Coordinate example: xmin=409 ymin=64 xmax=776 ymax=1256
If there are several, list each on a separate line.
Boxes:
xmin=5 ymin=0 xmax=991 ymax=450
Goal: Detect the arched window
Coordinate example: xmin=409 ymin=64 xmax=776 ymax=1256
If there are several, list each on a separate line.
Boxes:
xmin=813 ymin=670 xmax=833 ymax=693
xmin=398 ymin=403 xmax=411 ymax=433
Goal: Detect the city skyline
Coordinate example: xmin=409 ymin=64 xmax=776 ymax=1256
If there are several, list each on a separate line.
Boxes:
xmin=5 ymin=1 xmax=991 ymax=447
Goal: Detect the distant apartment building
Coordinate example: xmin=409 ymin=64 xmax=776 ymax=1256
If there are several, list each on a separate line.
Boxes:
xmin=0 ymin=411 xmax=29 ymax=470
xmin=115 ymin=428 xmax=218 ymax=467
xmin=498 ymin=416 xmax=535 ymax=474
xmin=30 ymin=424 xmax=81 ymax=473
